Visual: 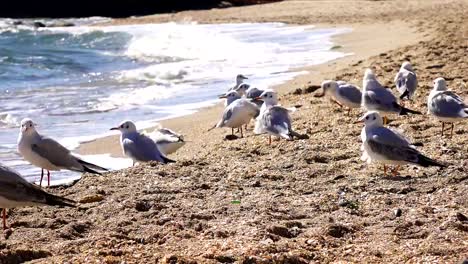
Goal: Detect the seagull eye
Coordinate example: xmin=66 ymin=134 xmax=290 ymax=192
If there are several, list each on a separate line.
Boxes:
xmin=120 ymin=125 xmax=124 ymax=128
xmin=125 ymin=125 xmax=129 ymax=129
xmin=365 ymin=116 xmax=369 ymax=120
xmin=373 ymin=116 xmax=376 ymax=120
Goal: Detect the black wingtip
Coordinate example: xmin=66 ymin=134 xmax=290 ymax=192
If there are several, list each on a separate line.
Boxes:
xmin=399 ymin=90 xmax=410 ymax=100
xmin=45 ymin=193 xmax=76 ymax=207
xmin=417 ymin=154 xmax=447 ymax=168
xmin=162 ymin=156 xmax=176 ymax=164
xmin=399 ymin=106 xmax=422 ymax=115
xmin=77 ymin=159 xmax=108 ymax=172
xmin=82 ymin=165 xmax=103 ymax=175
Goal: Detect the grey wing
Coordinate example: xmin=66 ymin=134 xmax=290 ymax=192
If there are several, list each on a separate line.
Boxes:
xmin=158 ymin=128 xmax=183 ymax=141
xmin=0 ymin=165 xmax=47 ymax=204
xmin=431 ymin=91 xmax=467 ymax=117
xmin=31 ymin=136 xmax=82 ymax=171
xmin=364 ymin=90 xmax=400 ymax=112
xmin=372 ymin=127 xmax=411 ymax=147
xmin=405 ymin=72 xmax=417 ymax=96
xmin=338 ymin=85 xmax=362 ymax=104
xmin=246 ymin=88 xmax=264 ymax=99
xmin=264 ymin=106 xmax=291 ymax=135
xmin=123 ymin=134 xmax=163 ymax=162
xmin=221 ymin=108 xmax=234 ymax=125
xmin=367 ymin=138 xmax=420 ymax=163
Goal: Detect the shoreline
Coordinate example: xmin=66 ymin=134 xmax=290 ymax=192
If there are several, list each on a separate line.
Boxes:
xmin=4 ymin=0 xmax=467 ymax=262
xmin=77 ymin=20 xmax=429 ymax=159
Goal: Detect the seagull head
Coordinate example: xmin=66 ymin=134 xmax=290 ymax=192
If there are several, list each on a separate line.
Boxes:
xmin=256 ymin=89 xmax=278 ymax=106
xmin=235 ymin=83 xmax=250 ymax=96
xmin=110 ymin=120 xmax=137 ymax=134
xmin=236 ymin=74 xmax=248 ymax=84
xmin=20 ymin=118 xmax=37 ymax=134
xmin=401 ymin=61 xmax=413 ymax=71
xmin=433 ymin=77 xmax=447 ymax=91
xmin=221 ymin=90 xmax=242 ymax=105
xmin=363 ymin=68 xmax=376 ymax=81
xmin=320 ymin=80 xmax=339 ymax=96
xmin=358 ymin=111 xmax=383 ymax=127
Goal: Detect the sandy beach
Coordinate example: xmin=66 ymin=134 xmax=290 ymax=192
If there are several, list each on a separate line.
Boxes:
xmin=2 ymin=0 xmax=468 ymax=262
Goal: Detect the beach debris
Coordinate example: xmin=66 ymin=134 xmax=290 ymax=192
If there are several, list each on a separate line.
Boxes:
xmin=17 ymin=118 xmax=108 ymax=187
xmin=110 ymin=120 xmax=175 ymax=165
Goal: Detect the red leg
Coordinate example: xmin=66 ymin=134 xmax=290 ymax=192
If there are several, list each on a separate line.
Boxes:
xmin=450 ymin=123 xmax=454 ymax=138
xmin=383 ymin=165 xmax=387 ymax=176
xmin=269 ymin=135 xmax=272 ymax=145
xmin=240 ymin=126 xmax=244 ymax=138
xmin=231 ymin=128 xmax=234 ymax=136
xmin=441 ymin=122 xmax=444 ymax=136
xmin=2 ymin=209 xmax=7 ymax=230
xmin=47 ymin=170 xmax=50 ymax=187
xmin=39 ymin=169 xmax=44 ymax=187
xmin=347 ymin=108 xmax=351 ymax=116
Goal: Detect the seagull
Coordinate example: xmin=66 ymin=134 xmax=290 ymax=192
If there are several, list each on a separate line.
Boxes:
xmin=0 ymin=164 xmax=76 ymax=230
xmin=219 ymin=90 xmax=242 ymax=106
xmin=245 ymin=86 xmax=265 ymax=108
xmin=359 ymin=111 xmax=445 ymax=176
xmin=254 ymin=90 xmax=301 ymax=144
xmin=427 ymin=77 xmax=468 ymax=138
xmin=394 ymin=61 xmax=418 ymax=101
xmin=362 ymin=68 xmax=421 ymax=124
xmin=235 ymin=83 xmax=250 ymax=97
xmin=210 ymin=96 xmax=259 ymax=138
xmin=228 ymin=74 xmax=248 ymax=92
xmin=110 ymin=120 xmax=175 ymax=165
xmin=17 ymin=118 xmax=108 ymax=187
xmin=319 ymin=80 xmax=362 ymax=115
xmin=148 ymin=127 xmax=185 ymax=155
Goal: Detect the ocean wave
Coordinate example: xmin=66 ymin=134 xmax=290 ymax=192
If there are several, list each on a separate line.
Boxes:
xmin=0 ymin=113 xmax=19 ymax=128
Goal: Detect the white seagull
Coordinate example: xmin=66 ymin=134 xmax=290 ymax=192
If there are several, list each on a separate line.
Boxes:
xmin=319 ymin=80 xmax=362 ymax=115
xmin=427 ymin=77 xmax=468 ymax=138
xmin=359 ymin=111 xmax=445 ymax=176
xmin=394 ymin=61 xmax=418 ymax=101
xmin=210 ymin=95 xmax=259 ymax=138
xmin=0 ymin=164 xmax=75 ymax=230
xmin=111 ymin=120 xmax=175 ymax=165
xmin=17 ymin=118 xmax=108 ymax=187
xmin=362 ymin=68 xmax=421 ymax=124
xmin=148 ymin=126 xmax=186 ymax=155
xmin=254 ymin=90 xmax=300 ymax=144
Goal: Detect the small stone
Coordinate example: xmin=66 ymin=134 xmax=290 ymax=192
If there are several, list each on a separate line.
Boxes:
xmin=79 ymin=194 xmax=104 ymax=204
xmin=135 ymin=201 xmax=152 ymax=212
xmin=394 ymin=208 xmax=402 ymax=217
xmin=456 ymin=212 xmax=468 ymax=222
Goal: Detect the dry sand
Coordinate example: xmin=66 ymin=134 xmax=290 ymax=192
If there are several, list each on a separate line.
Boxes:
xmin=2 ymin=0 xmax=468 ymax=263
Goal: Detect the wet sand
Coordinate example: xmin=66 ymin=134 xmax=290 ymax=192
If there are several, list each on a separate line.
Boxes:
xmin=2 ymin=0 xmax=467 ymax=263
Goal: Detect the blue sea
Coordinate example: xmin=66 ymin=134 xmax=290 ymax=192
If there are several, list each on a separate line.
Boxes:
xmin=0 ymin=17 xmax=349 ymax=184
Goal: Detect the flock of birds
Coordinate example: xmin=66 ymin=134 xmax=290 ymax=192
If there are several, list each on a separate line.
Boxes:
xmin=0 ymin=62 xmax=466 ymax=233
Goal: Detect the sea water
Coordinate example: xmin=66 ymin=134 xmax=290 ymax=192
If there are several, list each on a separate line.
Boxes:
xmin=0 ymin=18 xmax=350 ymax=184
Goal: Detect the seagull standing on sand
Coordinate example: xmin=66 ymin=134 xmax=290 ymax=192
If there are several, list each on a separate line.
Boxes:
xmin=228 ymin=74 xmax=248 ymax=92
xmin=394 ymin=61 xmax=418 ymax=101
xmin=427 ymin=77 xmax=468 ymax=138
xmin=359 ymin=111 xmax=445 ymax=176
xmin=210 ymin=94 xmax=259 ymax=138
xmin=362 ymin=68 xmax=421 ymax=124
xmin=111 ymin=120 xmax=175 ymax=165
xmin=254 ymin=90 xmax=301 ymax=144
xmin=0 ymin=164 xmax=76 ymax=230
xmin=148 ymin=127 xmax=186 ymax=155
xmin=17 ymin=118 xmax=108 ymax=187
xmin=319 ymin=80 xmax=362 ymax=115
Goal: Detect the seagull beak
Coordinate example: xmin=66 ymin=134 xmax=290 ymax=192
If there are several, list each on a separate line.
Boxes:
xmin=218 ymin=94 xmax=227 ymax=99
xmin=110 ymin=127 xmax=119 ymax=131
xmin=353 ymin=116 xmax=366 ymax=124
xmin=240 ymin=75 xmax=248 ymax=80
xmin=255 ymin=96 xmax=263 ymax=101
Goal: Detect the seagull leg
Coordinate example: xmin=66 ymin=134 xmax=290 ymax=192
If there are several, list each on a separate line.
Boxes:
xmin=269 ymin=135 xmax=272 ymax=145
xmin=450 ymin=123 xmax=454 ymax=138
xmin=2 ymin=209 xmax=7 ymax=230
xmin=441 ymin=122 xmax=444 ymax=136
xmin=39 ymin=169 xmax=44 ymax=187
xmin=347 ymin=108 xmax=351 ymax=116
xmin=231 ymin=128 xmax=234 ymax=136
xmin=383 ymin=165 xmax=387 ymax=176
xmin=240 ymin=126 xmax=244 ymax=138
xmin=391 ymin=165 xmax=400 ymax=176
xmin=383 ymin=116 xmax=388 ymax=125
xmin=47 ymin=170 xmax=50 ymax=187
xmin=331 ymin=99 xmax=343 ymax=109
